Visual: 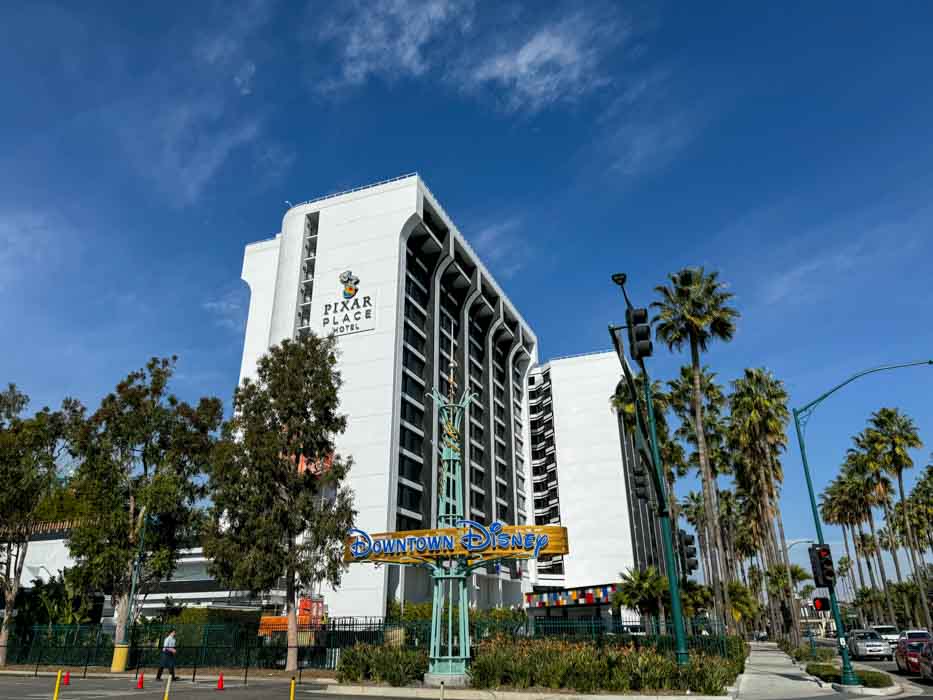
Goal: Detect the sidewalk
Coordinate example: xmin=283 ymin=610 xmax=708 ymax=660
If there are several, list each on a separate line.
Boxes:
xmin=738 ymin=642 xmax=836 ymax=700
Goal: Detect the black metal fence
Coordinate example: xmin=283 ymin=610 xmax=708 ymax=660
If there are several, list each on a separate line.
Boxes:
xmin=1 ymin=615 xmax=732 ymax=676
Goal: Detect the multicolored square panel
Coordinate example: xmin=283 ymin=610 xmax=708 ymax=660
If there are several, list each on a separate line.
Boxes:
xmin=525 ymin=583 xmax=618 ymax=608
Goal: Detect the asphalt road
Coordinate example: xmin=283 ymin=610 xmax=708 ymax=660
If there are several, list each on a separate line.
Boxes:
xmin=0 ymin=676 xmax=334 ymax=700
xmin=854 ymin=656 xmax=933 ymax=696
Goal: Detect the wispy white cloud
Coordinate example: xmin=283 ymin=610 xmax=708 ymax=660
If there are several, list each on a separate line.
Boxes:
xmin=732 ymin=199 xmax=933 ymax=306
xmin=203 ymin=286 xmax=249 ymax=332
xmin=469 ymin=217 xmax=527 ymax=279
xmin=308 ymin=1 xmax=622 ymax=113
xmin=600 ymin=68 xmax=707 ymax=179
xmin=193 ymin=0 xmax=273 ymax=95
xmin=312 ymin=0 xmax=474 ymax=90
xmin=0 ymin=213 xmax=65 ymax=290
xmin=121 ymin=97 xmax=260 ymax=206
xmin=463 ymin=12 xmax=624 ymax=113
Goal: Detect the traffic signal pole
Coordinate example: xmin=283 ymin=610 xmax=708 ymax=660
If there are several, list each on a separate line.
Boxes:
xmin=643 ymin=369 xmax=690 ymax=666
xmin=792 ymin=360 xmax=932 ymax=687
xmin=609 ymin=272 xmax=689 ymax=667
xmin=793 ymin=410 xmax=858 ymax=686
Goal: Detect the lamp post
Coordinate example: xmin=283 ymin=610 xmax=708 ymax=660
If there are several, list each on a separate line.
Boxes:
xmin=792 ymin=359 xmax=933 ymax=687
xmin=609 ymin=273 xmax=689 ymax=667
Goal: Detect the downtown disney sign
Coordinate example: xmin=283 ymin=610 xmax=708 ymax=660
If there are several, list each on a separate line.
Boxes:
xmin=342 ymin=361 xmax=569 ymax=682
xmin=345 ymin=520 xmax=565 ymax=565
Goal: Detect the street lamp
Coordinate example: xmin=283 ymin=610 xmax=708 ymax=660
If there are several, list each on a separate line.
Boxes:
xmin=793 ymin=359 xmax=933 ymax=687
xmin=609 ymin=272 xmax=689 ymax=667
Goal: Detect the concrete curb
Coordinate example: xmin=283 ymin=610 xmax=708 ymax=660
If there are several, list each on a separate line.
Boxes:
xmin=0 ymin=669 xmax=330 ymax=685
xmin=830 ymin=683 xmax=901 ymax=696
xmin=324 ymin=684 xmax=732 ymax=700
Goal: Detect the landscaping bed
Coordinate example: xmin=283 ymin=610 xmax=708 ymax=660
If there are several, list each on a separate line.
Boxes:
xmin=337 ymin=638 xmax=748 ymax=695
xmin=804 ymin=662 xmax=893 ymax=688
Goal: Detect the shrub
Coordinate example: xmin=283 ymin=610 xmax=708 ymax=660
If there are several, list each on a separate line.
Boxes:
xmin=805 ymin=662 xmax=893 ymax=689
xmin=336 ymin=643 xmax=427 ymax=686
xmin=469 ymin=638 xmax=740 ymax=695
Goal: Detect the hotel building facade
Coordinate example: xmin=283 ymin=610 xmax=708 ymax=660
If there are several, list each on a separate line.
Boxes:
xmin=237 ymin=174 xmax=662 ymax=619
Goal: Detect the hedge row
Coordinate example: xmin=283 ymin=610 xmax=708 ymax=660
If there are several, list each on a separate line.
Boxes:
xmin=336 ymin=644 xmax=428 ymax=686
xmin=336 ymin=638 xmax=746 ymax=695
xmin=470 ymin=638 xmax=742 ymax=695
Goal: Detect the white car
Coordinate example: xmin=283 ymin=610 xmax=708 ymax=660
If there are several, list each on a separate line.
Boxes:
xmin=873 ymin=625 xmax=900 ymax=649
xmin=851 ymin=630 xmax=892 ymax=660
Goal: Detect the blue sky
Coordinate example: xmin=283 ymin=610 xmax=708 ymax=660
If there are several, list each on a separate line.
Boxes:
xmin=3 ymin=1 xmax=933 ymax=574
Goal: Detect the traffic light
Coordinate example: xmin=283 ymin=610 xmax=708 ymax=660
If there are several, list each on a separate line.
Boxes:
xmin=679 ymin=530 xmax=699 ymax=575
xmin=626 ymin=307 xmax=653 ymax=361
xmin=633 ymin=468 xmax=650 ymax=500
xmin=809 ymin=544 xmax=836 ymax=588
xmin=813 ymin=597 xmax=831 ymax=613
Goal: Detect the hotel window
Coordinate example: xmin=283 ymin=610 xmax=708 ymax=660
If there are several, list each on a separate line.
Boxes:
xmin=400 ymin=426 xmax=422 ymax=453
xmin=402 ymin=373 xmax=424 ymax=400
xmin=398 ymin=453 xmax=422 ymax=482
xmin=402 ymin=348 xmax=426 ymax=376
xmin=405 ymin=276 xmax=429 ymax=308
xmin=403 ymin=324 xmax=426 ymax=355
xmin=397 ymin=483 xmax=423 ymax=513
xmin=400 ymin=399 xmax=424 ymax=426
xmin=405 ymin=302 xmax=426 ymax=328
xmin=397 ymin=513 xmax=420 ymax=530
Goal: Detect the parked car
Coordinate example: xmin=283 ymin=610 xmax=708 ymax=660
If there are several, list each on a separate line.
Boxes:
xmin=850 ymin=629 xmax=892 ymax=661
xmin=873 ymin=625 xmax=900 ymax=649
xmin=900 ymin=629 xmax=931 ymax=642
xmin=896 ymin=638 xmax=930 ymax=674
xmin=919 ymin=642 xmax=933 ymax=682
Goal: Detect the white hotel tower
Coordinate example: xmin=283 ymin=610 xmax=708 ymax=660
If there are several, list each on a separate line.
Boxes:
xmin=238 ymin=175 xmax=539 ymax=617
xmin=237 ymin=174 xmax=664 ymax=621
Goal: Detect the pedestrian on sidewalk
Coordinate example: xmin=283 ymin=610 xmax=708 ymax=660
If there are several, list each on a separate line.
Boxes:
xmin=155 ymin=629 xmax=178 ymax=681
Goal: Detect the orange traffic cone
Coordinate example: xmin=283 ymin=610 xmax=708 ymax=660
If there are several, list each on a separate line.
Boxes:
xmin=217 ymin=673 xmax=225 ymax=690
xmin=63 ymin=671 xmax=71 ymax=686
xmin=136 ymin=673 xmax=144 ymax=690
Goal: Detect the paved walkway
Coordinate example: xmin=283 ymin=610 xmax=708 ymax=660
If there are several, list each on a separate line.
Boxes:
xmin=738 ymin=642 xmax=837 ymax=700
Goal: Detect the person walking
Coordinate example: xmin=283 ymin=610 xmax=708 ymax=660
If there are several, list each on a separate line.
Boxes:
xmin=155 ymin=629 xmax=178 ymax=681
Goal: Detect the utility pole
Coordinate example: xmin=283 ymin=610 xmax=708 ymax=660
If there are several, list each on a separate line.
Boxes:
xmin=793 ymin=359 xmax=933 ymax=687
xmin=609 ymin=272 xmax=689 ymax=667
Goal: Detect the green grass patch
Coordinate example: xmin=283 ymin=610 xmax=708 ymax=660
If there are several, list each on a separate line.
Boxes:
xmin=805 ymin=662 xmax=893 ymax=688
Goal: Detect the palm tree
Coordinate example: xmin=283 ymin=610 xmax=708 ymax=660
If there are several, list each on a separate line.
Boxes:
xmin=845 ymin=439 xmax=898 ymax=625
xmin=729 ymin=367 xmax=798 ymax=642
xmin=614 ymin=567 xmax=668 ymax=631
xmin=653 ymin=267 xmax=739 ymax=632
xmin=837 ymin=471 xmax=884 ymax=624
xmin=668 ymin=364 xmax=732 ymax=623
xmin=868 ymin=408 xmax=931 ymax=629
xmin=611 ymin=373 xmax=688 ymax=547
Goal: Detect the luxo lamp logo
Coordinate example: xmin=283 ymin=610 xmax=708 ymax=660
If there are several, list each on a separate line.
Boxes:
xmin=322 ymin=269 xmax=375 ymax=336
xmin=340 ymin=270 xmax=359 ymax=299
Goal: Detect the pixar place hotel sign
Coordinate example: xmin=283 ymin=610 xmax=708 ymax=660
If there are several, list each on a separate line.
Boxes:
xmin=345 ymin=520 xmax=568 ymax=565
xmin=321 ymin=270 xmax=376 ymax=337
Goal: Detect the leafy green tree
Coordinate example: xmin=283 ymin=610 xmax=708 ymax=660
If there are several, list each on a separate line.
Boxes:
xmin=0 ymin=385 xmax=81 ymax=666
xmin=67 ymin=357 xmax=222 ymax=646
xmin=203 ymin=334 xmax=356 ymax=672
xmin=727 ymin=581 xmax=760 ymax=626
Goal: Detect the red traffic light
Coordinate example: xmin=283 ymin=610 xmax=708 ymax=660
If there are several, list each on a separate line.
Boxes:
xmin=813 ymin=596 xmax=831 ymax=612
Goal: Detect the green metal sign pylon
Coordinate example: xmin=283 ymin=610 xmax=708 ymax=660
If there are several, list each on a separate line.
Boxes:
xmin=426 ymin=360 xmax=475 ymax=678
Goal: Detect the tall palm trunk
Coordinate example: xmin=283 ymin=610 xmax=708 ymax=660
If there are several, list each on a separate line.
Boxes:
xmin=881 ymin=501 xmax=915 ymax=626
xmin=856 ymin=522 xmax=883 ymax=624
xmin=841 ymin=524 xmax=866 ymax=628
xmin=897 ymin=471 xmax=933 ymax=630
xmin=689 ymin=337 xmax=733 ymax=632
xmin=866 ymin=509 xmax=898 ymax=625
xmin=772 ymin=492 xmax=801 ymax=646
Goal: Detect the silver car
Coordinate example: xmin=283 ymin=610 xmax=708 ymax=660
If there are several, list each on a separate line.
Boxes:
xmin=851 ymin=629 xmax=892 ymax=660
